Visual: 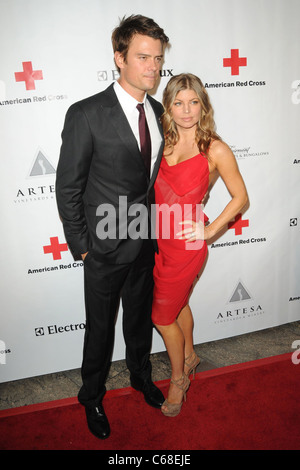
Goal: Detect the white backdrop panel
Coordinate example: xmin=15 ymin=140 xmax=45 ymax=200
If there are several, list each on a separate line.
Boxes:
xmin=0 ymin=0 xmax=299 ymax=381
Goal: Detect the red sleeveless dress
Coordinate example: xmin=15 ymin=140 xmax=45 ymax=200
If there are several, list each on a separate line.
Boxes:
xmin=152 ymin=153 xmax=209 ymax=325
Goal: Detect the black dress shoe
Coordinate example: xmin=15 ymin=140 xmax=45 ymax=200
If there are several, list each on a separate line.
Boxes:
xmin=85 ymin=405 xmax=110 ymax=439
xmin=130 ymin=377 xmax=165 ymax=409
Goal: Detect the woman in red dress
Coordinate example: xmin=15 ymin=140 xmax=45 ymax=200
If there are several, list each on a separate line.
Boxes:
xmin=152 ymin=74 xmax=248 ymax=416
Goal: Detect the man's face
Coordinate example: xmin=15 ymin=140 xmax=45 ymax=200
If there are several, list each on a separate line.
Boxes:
xmin=115 ymin=34 xmax=164 ymax=100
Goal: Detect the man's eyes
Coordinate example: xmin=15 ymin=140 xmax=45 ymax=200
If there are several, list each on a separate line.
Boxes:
xmin=138 ymin=56 xmax=162 ymax=62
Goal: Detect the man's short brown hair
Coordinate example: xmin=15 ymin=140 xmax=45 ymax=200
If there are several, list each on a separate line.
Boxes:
xmin=112 ymin=15 xmax=169 ymax=71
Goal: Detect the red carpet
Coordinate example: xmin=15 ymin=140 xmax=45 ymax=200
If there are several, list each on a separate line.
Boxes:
xmin=1 ymin=353 xmax=299 ymax=450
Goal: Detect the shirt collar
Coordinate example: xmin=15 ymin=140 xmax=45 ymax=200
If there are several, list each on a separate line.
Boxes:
xmin=114 ymin=80 xmax=147 ymax=111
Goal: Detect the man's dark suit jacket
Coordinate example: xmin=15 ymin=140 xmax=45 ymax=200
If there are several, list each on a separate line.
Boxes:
xmin=56 ymin=84 xmax=164 ymax=264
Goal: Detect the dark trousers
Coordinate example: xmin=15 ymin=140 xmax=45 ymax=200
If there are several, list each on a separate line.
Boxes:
xmin=78 ymin=240 xmax=155 ymax=408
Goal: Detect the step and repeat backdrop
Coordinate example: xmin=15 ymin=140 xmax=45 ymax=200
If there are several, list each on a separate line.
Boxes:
xmin=0 ymin=0 xmax=299 ymax=382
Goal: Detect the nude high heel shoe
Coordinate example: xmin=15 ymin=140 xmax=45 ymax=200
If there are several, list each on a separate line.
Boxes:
xmin=185 ymin=351 xmax=200 ymax=379
xmin=161 ymin=374 xmax=190 ymax=417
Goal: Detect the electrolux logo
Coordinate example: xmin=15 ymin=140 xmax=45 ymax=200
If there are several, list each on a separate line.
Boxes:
xmin=97 ymin=68 xmax=174 ymax=82
xmin=35 ymin=323 xmax=86 ymax=337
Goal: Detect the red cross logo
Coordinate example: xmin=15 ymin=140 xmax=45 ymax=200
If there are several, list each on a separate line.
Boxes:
xmin=15 ymin=61 xmax=43 ymax=90
xmin=223 ymin=49 xmax=247 ymax=75
xmin=43 ymin=237 xmax=68 ymax=260
xmin=228 ymin=214 xmax=249 ymax=235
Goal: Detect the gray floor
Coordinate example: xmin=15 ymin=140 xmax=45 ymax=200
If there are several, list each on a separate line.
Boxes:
xmin=1 ymin=321 xmax=299 ymax=411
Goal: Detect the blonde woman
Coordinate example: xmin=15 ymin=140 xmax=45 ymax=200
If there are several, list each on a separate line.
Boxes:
xmin=152 ymin=74 xmax=248 ymax=416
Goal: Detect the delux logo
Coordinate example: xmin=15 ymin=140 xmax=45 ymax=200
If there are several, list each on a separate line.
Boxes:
xmin=14 ymin=61 xmax=43 ymax=90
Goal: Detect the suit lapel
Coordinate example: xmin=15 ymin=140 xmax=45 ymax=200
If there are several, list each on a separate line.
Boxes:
xmin=148 ymin=97 xmax=164 ymax=189
xmin=100 ymin=84 xmax=140 ymax=158
xmin=101 ymin=84 xmax=164 ymax=186
xmin=110 ymin=103 xmax=141 ymax=157
xmin=149 ymin=139 xmax=163 ymax=188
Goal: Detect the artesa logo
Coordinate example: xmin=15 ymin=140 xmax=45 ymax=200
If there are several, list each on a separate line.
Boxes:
xmin=43 ymin=237 xmax=68 ymax=260
xmin=15 ymin=61 xmax=43 ymax=90
xmin=215 ymin=281 xmax=264 ymax=324
xmin=228 ymin=281 xmax=251 ymax=302
xmin=223 ymin=49 xmax=247 ymax=75
xmin=228 ymin=213 xmax=249 ymax=235
xmin=14 ymin=150 xmax=56 ymax=204
xmin=29 ymin=150 xmax=56 ymax=177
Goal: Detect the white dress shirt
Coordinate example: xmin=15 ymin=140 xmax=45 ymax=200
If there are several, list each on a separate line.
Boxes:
xmin=113 ymin=81 xmax=162 ymax=176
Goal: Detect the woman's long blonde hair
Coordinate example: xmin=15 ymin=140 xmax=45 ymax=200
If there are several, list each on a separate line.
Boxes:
xmin=161 ymin=73 xmax=221 ymax=155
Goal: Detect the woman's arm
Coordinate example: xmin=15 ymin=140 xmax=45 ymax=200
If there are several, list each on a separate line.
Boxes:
xmin=178 ymin=140 xmax=248 ymax=241
xmin=203 ymin=140 xmax=248 ymax=240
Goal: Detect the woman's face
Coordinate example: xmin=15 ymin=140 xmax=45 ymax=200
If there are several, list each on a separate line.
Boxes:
xmin=171 ymin=88 xmax=202 ymax=130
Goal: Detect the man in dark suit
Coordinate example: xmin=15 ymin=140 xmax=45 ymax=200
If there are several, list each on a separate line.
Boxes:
xmin=56 ymin=15 xmax=169 ymax=439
